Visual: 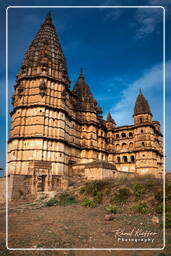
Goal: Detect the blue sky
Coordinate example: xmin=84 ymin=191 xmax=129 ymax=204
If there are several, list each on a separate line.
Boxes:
xmin=0 ymin=0 xmax=171 ymax=172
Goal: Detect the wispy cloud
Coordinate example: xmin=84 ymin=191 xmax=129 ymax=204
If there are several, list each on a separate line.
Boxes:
xmin=111 ymin=60 xmax=171 ymax=125
xmin=133 ymin=7 xmax=163 ymax=39
xmin=103 ymin=9 xmax=123 ymax=22
xmin=25 ymin=14 xmax=42 ymax=24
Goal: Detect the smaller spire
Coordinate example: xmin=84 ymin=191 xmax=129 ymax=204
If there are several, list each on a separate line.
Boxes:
xmin=134 ymin=89 xmax=152 ymax=116
xmin=107 ymin=112 xmax=116 ymax=124
xmin=106 ymin=112 xmax=116 ymax=127
xmin=107 ymin=112 xmax=113 ymax=122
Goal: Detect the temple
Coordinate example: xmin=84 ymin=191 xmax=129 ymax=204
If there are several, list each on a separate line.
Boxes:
xmin=7 ymin=12 xmax=163 ymax=196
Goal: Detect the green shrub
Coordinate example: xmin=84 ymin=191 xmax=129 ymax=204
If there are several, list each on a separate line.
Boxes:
xmin=104 ymin=187 xmax=111 ymax=195
xmin=80 ymin=186 xmax=86 ymax=194
xmin=166 ymin=206 xmax=171 ymax=213
xmin=105 ymin=205 xmax=120 ymax=214
xmin=58 ymin=193 xmax=77 ymax=206
xmin=79 ymin=180 xmax=109 ymax=196
xmin=155 ymin=190 xmax=163 ymax=203
xmin=155 ymin=202 xmax=171 ymax=214
xmin=166 ymin=181 xmax=171 ymax=200
xmin=45 ymin=193 xmax=77 ymax=207
xmin=81 ymin=198 xmax=97 ymax=208
xmin=115 ymin=188 xmax=131 ymax=203
xmin=131 ymin=203 xmax=149 ymax=214
xmin=93 ymin=191 xmax=103 ymax=204
xmin=133 ymin=183 xmax=145 ymax=197
xmin=166 ymin=212 xmax=171 ymax=228
xmin=144 ymin=179 xmax=156 ymax=189
xmin=45 ymin=197 xmax=58 ymax=207
xmin=155 ymin=203 xmax=163 ymax=214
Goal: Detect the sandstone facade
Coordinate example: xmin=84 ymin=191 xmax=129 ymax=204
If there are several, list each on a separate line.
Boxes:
xmin=7 ymin=12 xmax=163 ymax=195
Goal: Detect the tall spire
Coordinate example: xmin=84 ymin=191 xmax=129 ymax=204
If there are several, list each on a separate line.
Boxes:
xmin=134 ymin=89 xmax=152 ymax=116
xmin=72 ymin=69 xmax=102 ymax=115
xmin=17 ymin=12 xmax=70 ymax=86
xmin=72 ymin=69 xmax=94 ymax=103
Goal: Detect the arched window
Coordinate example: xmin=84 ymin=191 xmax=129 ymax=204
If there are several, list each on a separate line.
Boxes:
xmin=116 ymin=134 xmax=119 ymax=139
xmin=122 ymin=143 xmax=126 ymax=149
xmin=142 ymin=142 xmax=145 ymax=146
xmin=123 ymin=156 xmax=128 ymax=162
xmin=131 ymin=155 xmax=135 ymax=162
xmin=117 ymin=156 xmax=121 ymax=163
xmin=121 ymin=133 xmax=126 ymax=138
xmin=141 ymin=129 xmax=144 ymax=133
xmin=140 ymin=117 xmax=143 ymax=123
xmin=129 ymin=132 xmax=133 ymax=138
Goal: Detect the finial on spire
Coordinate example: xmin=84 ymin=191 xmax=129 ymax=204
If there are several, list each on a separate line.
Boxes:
xmin=139 ymin=88 xmax=142 ymax=94
xmin=44 ymin=11 xmax=52 ymax=25
xmin=47 ymin=11 xmax=52 ymax=18
xmin=79 ymin=67 xmax=84 ymax=79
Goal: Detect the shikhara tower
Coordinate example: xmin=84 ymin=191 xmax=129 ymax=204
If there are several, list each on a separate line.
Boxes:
xmin=8 ymin=13 xmax=163 ymax=194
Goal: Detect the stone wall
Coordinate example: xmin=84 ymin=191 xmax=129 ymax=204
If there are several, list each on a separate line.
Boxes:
xmin=84 ymin=167 xmax=115 ymax=180
xmin=0 ymin=174 xmax=33 ymax=204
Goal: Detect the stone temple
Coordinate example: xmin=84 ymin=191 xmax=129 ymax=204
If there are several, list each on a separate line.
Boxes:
xmin=5 ymin=12 xmax=163 ymax=197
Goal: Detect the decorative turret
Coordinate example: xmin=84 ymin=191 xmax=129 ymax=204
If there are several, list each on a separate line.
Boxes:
xmin=17 ymin=11 xmax=70 ymax=86
xmin=133 ymin=89 xmax=152 ymax=125
xmin=72 ymin=69 xmax=102 ymax=117
xmin=106 ymin=112 xmax=116 ymax=129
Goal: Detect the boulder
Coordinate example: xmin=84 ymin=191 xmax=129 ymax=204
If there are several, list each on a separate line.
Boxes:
xmin=152 ymin=216 xmax=159 ymax=224
xmin=104 ymin=214 xmax=115 ymax=221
